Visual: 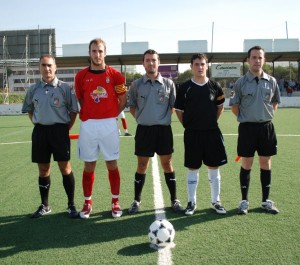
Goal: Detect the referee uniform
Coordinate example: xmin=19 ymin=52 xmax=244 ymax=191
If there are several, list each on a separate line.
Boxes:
xmin=22 ymin=55 xmax=79 ymax=218
xmin=229 ymin=58 xmax=281 ymax=215
xmin=230 ymin=71 xmax=280 ymax=157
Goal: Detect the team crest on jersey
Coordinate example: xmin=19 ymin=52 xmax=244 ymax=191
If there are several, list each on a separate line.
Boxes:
xmin=230 ymin=90 xmax=235 ymax=99
xmin=53 ymin=98 xmax=60 ymax=107
xmin=90 ymin=86 xmax=108 ymax=103
xmin=264 ymin=92 xmax=271 ymax=101
xmin=209 ymin=93 xmax=215 ymax=101
xmin=106 ymin=77 xmax=110 ymax=83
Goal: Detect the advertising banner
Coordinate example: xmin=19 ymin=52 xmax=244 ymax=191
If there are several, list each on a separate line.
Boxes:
xmin=211 ymin=63 xmax=241 ymax=78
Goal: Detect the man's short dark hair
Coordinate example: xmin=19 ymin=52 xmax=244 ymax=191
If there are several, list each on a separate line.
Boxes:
xmin=39 ymin=54 xmax=55 ymax=63
xmin=247 ymin=46 xmax=265 ymax=58
xmin=190 ymin=53 xmax=208 ymax=64
xmin=143 ymin=49 xmax=160 ymax=61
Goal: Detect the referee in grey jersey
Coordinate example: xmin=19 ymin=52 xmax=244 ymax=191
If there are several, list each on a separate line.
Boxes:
xmin=22 ymin=54 xmax=79 ymax=218
xmin=229 ymin=46 xmax=280 ymax=215
xmin=127 ymin=49 xmax=184 ymax=214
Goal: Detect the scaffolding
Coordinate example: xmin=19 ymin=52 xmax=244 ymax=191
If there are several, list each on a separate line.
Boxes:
xmin=2 ymin=36 xmax=9 ymax=104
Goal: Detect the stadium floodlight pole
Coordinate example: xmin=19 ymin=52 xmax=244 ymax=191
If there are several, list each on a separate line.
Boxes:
xmin=2 ymin=36 xmax=9 ymax=104
xmin=211 ymin=21 xmax=214 ymax=53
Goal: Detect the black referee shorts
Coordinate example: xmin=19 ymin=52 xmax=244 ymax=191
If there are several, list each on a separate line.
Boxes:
xmin=135 ymin=124 xmax=174 ymax=157
xmin=184 ymin=128 xmax=227 ymax=169
xmin=32 ymin=123 xmax=71 ymax=163
xmin=237 ymin=121 xmax=277 ymax=157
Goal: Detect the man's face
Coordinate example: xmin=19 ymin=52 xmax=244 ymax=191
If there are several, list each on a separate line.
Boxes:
xmin=143 ymin=53 xmax=159 ymax=75
xmin=190 ymin=58 xmax=207 ymax=78
xmin=89 ymin=43 xmax=106 ymax=67
xmin=248 ymin=49 xmax=265 ymax=74
xmin=39 ymin=57 xmax=56 ymax=82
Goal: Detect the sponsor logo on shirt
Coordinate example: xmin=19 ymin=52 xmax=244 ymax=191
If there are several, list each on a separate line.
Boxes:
xmin=90 ymin=86 xmax=108 ymax=103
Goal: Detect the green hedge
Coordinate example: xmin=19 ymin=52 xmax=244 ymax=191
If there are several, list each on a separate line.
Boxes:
xmin=0 ymin=94 xmax=25 ymax=104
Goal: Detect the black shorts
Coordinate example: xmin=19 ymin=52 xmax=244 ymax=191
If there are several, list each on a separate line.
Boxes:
xmin=135 ymin=125 xmax=174 ymax=157
xmin=237 ymin=121 xmax=277 ymax=157
xmin=184 ymin=128 xmax=227 ymax=169
xmin=32 ymin=124 xmax=71 ymax=163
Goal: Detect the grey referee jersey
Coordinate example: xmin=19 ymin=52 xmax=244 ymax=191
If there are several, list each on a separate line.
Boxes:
xmin=229 ymin=71 xmax=280 ymax=123
xmin=22 ymin=78 xmax=79 ymax=125
xmin=128 ymin=74 xmax=176 ymax=126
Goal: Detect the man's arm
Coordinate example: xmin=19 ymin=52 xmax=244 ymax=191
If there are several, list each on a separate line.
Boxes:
xmin=69 ymin=112 xmax=77 ymax=130
xmin=28 ymin=112 xmax=34 ymax=124
xmin=129 ymin=106 xmax=135 ymax=117
xmin=216 ymin=104 xmax=224 ymax=120
xmin=231 ymin=104 xmax=240 ymax=117
xmin=175 ymin=110 xmax=183 ymax=125
xmin=118 ymin=93 xmax=127 ymax=114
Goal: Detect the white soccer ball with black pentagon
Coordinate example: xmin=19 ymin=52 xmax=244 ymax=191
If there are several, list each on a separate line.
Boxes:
xmin=148 ymin=219 xmax=175 ymax=247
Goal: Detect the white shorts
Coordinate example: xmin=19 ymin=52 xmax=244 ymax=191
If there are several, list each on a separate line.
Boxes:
xmin=118 ymin=111 xmax=125 ymax=119
xmin=78 ymin=118 xmax=120 ymax=162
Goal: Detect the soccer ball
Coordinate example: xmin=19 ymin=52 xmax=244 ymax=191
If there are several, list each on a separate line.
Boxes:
xmin=148 ymin=219 xmax=175 ymax=247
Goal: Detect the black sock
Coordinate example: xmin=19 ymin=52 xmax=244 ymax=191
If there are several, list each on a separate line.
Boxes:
xmin=39 ymin=176 xmax=50 ymax=207
xmin=240 ymin=167 xmax=251 ymax=201
xmin=62 ymin=171 xmax=75 ymax=206
xmin=134 ymin=172 xmax=146 ymax=202
xmin=165 ymin=172 xmax=177 ymax=202
xmin=260 ymin=169 xmax=271 ymax=202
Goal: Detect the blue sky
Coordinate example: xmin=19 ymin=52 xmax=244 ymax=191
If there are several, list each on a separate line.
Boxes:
xmin=1 ymin=0 xmax=299 ymax=57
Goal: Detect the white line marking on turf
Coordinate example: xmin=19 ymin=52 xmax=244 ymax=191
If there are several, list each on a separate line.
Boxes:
xmin=1 ymin=133 xmax=299 ymax=146
xmin=152 ymin=154 xmax=173 ymax=265
xmin=173 ymin=133 xmax=300 ymax=137
xmin=0 ymin=141 xmax=31 ymax=145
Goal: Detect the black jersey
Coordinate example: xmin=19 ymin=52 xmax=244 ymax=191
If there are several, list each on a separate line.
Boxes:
xmin=174 ymin=79 xmax=225 ymax=131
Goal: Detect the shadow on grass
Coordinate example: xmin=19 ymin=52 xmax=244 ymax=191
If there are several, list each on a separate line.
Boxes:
xmin=0 ymin=208 xmax=162 ymax=259
xmin=0 ymin=206 xmax=239 ymax=259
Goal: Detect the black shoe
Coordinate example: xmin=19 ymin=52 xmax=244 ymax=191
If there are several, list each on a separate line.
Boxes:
xmin=171 ymin=199 xmax=184 ymax=213
xmin=185 ymin=201 xmax=196 ymax=216
xmin=124 ymin=132 xmax=132 ymax=136
xmin=128 ymin=200 xmax=140 ymax=214
xmin=31 ymin=204 xmax=51 ymax=218
xmin=67 ymin=205 xmax=79 ymax=218
xmin=261 ymin=200 xmax=279 ymax=214
xmin=212 ymin=202 xmax=227 ymax=214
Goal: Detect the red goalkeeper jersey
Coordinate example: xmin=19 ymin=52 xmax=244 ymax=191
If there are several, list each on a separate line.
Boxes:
xmin=75 ymin=66 xmax=126 ymax=121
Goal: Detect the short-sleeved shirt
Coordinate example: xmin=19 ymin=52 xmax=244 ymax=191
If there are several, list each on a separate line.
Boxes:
xmin=22 ymin=77 xmax=78 ymax=125
xmin=128 ymin=74 xmax=176 ymax=126
xmin=75 ymin=66 xmax=126 ymax=121
xmin=174 ymin=79 xmax=225 ymax=131
xmin=229 ymin=71 xmax=280 ymax=123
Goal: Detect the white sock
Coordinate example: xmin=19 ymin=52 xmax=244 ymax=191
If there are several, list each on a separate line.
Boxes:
xmin=187 ymin=169 xmax=199 ymax=203
xmin=208 ymin=168 xmax=221 ymax=203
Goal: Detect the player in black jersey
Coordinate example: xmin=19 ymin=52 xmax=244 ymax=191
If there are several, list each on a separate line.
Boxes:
xmin=174 ymin=53 xmax=227 ymax=215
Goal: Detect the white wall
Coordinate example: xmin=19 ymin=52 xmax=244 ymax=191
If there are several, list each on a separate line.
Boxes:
xmin=1 ymin=99 xmax=300 ymax=115
xmin=224 ymin=97 xmax=300 ymax=109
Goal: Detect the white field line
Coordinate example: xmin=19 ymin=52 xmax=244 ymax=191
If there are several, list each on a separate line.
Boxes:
xmin=0 ymin=141 xmax=31 ymax=145
xmin=1 ymin=133 xmax=299 ymax=146
xmin=151 ymin=154 xmax=173 ymax=265
xmin=173 ymin=133 xmax=300 ymax=137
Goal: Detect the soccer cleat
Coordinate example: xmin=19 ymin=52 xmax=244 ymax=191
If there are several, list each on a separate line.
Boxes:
xmin=171 ymin=199 xmax=185 ymax=213
xmin=238 ymin=200 xmax=249 ymax=215
xmin=79 ymin=203 xmax=92 ymax=219
xmin=31 ymin=204 xmax=51 ymax=218
xmin=212 ymin=202 xmax=227 ymax=214
xmin=124 ymin=132 xmax=132 ymax=136
xmin=128 ymin=200 xmax=141 ymax=214
xmin=185 ymin=201 xmax=196 ymax=216
xmin=261 ymin=200 xmax=279 ymax=214
xmin=67 ymin=205 xmax=79 ymax=218
xmin=112 ymin=202 xmax=123 ymax=218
